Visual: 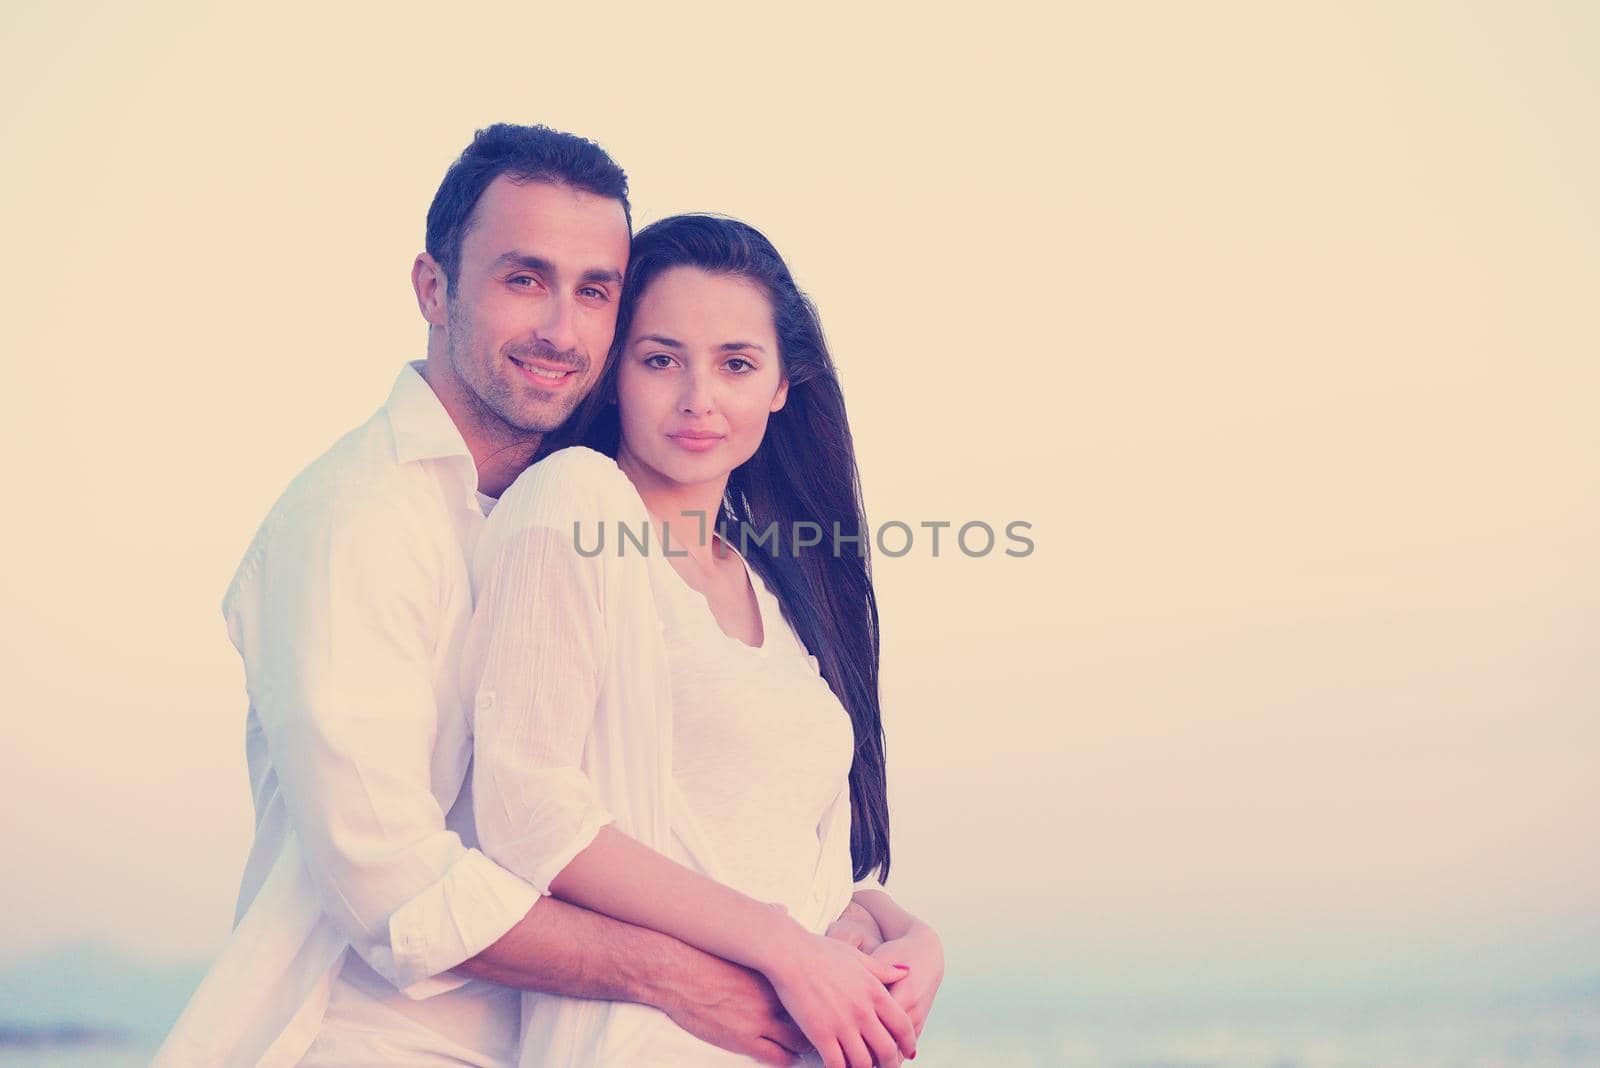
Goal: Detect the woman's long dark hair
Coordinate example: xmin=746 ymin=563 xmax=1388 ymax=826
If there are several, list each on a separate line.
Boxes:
xmin=554 ymin=214 xmax=890 ymax=884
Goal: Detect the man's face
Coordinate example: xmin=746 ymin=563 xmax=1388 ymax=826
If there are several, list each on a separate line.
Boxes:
xmin=443 ymin=176 xmax=630 ymax=435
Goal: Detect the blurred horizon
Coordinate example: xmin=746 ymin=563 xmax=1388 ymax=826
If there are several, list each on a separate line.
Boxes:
xmin=2 ymin=941 xmax=1597 ymax=1066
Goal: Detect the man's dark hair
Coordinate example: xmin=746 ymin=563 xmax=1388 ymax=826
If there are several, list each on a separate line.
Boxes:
xmin=425 ymin=123 xmax=631 ymax=288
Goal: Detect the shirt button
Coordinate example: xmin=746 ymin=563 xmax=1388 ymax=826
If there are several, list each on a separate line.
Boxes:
xmin=476 ymin=692 xmax=494 ymax=710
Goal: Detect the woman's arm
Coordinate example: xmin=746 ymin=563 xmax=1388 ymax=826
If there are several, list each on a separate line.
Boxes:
xmin=825 ymin=900 xmax=886 ymax=952
xmin=850 ymin=889 xmax=920 ymax=942
xmin=546 ymin=815 xmax=916 ymax=1068
xmin=548 ymin=825 xmax=802 ymax=977
xmin=851 ymin=889 xmax=945 ymax=1040
xmin=483 ymin=691 xmax=919 ymax=1068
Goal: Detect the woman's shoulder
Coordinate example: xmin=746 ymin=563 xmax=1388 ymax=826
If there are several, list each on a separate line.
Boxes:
xmin=492 ymin=446 xmax=644 ymax=530
xmin=525 ymin=445 xmax=634 ymax=495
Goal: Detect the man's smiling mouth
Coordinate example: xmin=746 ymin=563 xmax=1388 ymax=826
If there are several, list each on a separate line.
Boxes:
xmin=509 ymin=355 xmax=579 ymax=386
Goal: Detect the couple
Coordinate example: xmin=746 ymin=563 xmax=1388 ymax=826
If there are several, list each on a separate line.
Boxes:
xmin=155 ymin=123 xmax=942 ymax=1068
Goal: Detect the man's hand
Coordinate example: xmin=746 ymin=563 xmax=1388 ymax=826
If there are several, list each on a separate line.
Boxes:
xmin=824 ymin=900 xmax=886 ymax=954
xmin=869 ymin=922 xmax=944 ymax=1039
xmin=656 ymin=954 xmax=811 ymax=1066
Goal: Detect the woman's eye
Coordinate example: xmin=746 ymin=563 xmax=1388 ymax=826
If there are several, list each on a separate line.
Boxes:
xmin=726 ymin=357 xmax=754 ymax=373
xmin=644 ymin=354 xmax=675 ymax=369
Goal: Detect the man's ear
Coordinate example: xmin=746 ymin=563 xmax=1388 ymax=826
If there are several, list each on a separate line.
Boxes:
xmin=770 ymin=375 xmax=789 ymax=413
xmin=412 ymin=253 xmax=449 ymax=327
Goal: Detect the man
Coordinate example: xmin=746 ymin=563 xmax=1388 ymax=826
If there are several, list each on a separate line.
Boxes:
xmin=154 ymin=124 xmax=881 ymax=1068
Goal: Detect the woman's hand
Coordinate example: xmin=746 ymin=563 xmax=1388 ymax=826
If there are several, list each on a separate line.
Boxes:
xmin=825 ymin=900 xmax=886 ymax=953
xmin=762 ymin=929 xmax=918 ymax=1068
xmin=869 ymin=922 xmax=944 ymax=1039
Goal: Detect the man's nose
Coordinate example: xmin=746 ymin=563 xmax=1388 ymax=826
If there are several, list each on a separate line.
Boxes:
xmin=537 ymin=294 xmax=580 ymax=356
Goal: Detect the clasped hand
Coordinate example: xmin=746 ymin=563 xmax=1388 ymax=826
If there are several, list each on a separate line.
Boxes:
xmin=764 ymin=923 xmax=917 ymax=1068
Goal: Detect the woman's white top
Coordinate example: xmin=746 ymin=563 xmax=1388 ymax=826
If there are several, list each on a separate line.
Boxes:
xmin=463 ymin=447 xmax=872 ymax=1067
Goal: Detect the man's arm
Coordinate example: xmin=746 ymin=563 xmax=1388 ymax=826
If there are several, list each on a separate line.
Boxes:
xmin=457 ymin=896 xmax=809 ymax=1066
xmin=237 ymin=489 xmax=540 ymax=995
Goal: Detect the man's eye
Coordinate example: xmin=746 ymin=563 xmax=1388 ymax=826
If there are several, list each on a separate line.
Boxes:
xmin=579 ymin=286 xmax=607 ymax=301
xmin=510 ymin=275 xmax=539 ymax=288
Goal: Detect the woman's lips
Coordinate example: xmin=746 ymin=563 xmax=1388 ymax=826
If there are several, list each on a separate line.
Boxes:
xmin=667 ymin=431 xmax=726 ymax=452
xmin=509 ymin=355 xmax=579 ymax=390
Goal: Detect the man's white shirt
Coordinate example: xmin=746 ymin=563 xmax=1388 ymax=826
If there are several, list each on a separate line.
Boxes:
xmin=153 ymin=362 xmax=538 ymax=1068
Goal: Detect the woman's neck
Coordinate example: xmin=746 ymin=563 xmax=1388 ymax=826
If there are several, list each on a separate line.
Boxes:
xmin=615 ymin=446 xmax=730 ymax=568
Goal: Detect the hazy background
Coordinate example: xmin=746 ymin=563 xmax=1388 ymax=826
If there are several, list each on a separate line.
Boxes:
xmin=2 ymin=2 xmax=1596 ymax=1064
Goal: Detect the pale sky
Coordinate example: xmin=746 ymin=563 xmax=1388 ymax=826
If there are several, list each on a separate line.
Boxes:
xmin=1 ymin=2 xmax=1596 ymax=998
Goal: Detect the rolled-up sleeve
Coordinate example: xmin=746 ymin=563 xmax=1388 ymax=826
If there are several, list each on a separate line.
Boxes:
xmin=230 ymin=488 xmax=538 ymax=997
xmin=465 ymin=462 xmax=616 ymax=896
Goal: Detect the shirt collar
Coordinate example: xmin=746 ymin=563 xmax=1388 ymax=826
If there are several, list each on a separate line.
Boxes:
xmin=387 ymin=360 xmax=473 ymax=467
xmin=386 ymin=361 xmax=483 ymax=512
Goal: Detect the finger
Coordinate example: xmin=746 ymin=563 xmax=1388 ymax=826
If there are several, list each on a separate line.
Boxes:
xmin=748 ymin=1038 xmax=801 ymax=1067
xmin=876 ymin=988 xmax=918 ymax=1060
xmin=769 ymin=1017 xmax=811 ymax=1055
xmin=890 ymin=981 xmax=921 ymax=1025
xmin=861 ymin=1017 xmax=903 ymax=1068
xmin=861 ymin=953 xmax=911 ymax=987
xmin=840 ymin=1032 xmax=876 ymax=1068
xmin=818 ymin=1039 xmax=847 ymax=1068
xmin=908 ymin=991 xmax=934 ymax=1036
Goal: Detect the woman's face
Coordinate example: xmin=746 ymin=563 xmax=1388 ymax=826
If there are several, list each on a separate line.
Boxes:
xmin=615 ymin=266 xmax=788 ymax=491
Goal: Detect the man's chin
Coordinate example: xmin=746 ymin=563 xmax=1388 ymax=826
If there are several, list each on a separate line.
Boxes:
xmin=504 ymin=399 xmax=580 ymax=436
xmin=477 ymin=376 xmax=589 ymax=436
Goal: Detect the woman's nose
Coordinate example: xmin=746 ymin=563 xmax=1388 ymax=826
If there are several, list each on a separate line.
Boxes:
xmin=678 ymin=372 xmax=715 ymax=415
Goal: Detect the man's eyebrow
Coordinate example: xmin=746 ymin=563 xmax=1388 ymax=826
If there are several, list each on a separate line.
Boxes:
xmin=579 ymin=267 xmax=625 ymax=286
xmin=492 ymin=252 xmax=554 ymax=273
xmin=491 ymin=253 xmax=622 ymax=287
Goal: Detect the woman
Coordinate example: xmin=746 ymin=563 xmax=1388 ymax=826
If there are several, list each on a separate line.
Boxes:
xmin=463 ymin=215 xmax=943 ymax=1068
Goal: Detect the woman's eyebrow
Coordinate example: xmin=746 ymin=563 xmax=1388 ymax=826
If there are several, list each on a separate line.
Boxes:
xmin=634 ymin=335 xmax=766 ymax=352
xmin=636 ymin=334 xmax=683 ymax=348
